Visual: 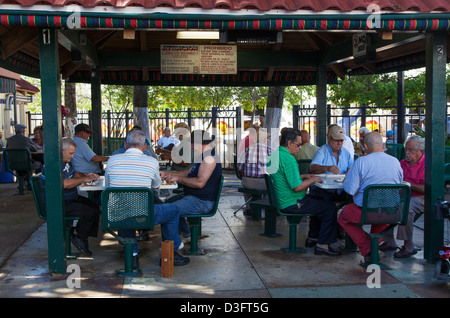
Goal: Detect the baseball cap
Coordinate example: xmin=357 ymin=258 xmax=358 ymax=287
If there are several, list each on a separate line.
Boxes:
xmin=387 ymin=130 xmax=394 ymax=137
xmin=75 ymin=123 xmax=95 ymax=134
xmin=328 ymin=125 xmax=345 ymax=141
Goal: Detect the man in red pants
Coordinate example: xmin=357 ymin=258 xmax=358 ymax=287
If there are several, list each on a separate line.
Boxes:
xmin=338 ymin=132 xmax=403 ymax=263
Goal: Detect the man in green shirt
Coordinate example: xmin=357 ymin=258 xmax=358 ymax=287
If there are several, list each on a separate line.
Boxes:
xmin=268 ymin=128 xmax=341 ymax=256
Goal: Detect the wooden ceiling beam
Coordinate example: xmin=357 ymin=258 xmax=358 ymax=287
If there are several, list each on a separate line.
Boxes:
xmin=0 ymin=27 xmax=38 ymax=60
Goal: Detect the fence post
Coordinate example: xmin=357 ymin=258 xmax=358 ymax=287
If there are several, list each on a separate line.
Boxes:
xmin=361 ymin=103 xmax=367 ymax=129
xmin=26 ymin=111 xmax=31 ymax=136
xmin=188 ymin=107 xmax=192 ymax=128
xmin=125 ymin=109 xmax=130 ymax=135
xmin=165 ymin=108 xmax=170 ymax=128
xmin=236 ymin=106 xmax=242 ymax=152
xmin=293 ymin=105 xmax=299 ymax=130
xmin=107 ymin=110 xmax=111 ymax=138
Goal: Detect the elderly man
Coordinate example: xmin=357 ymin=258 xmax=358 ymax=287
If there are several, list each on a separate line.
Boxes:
xmin=358 ymin=127 xmax=370 ymax=155
xmin=72 ymin=123 xmax=109 ymax=174
xmin=268 ymin=128 xmax=341 ymax=256
xmin=156 ymin=127 xmax=180 ymax=151
xmin=338 ymin=132 xmax=403 ymax=263
xmin=294 ymin=130 xmax=318 ymax=160
xmin=380 ymin=135 xmax=425 ymax=258
xmin=42 ymin=137 xmax=100 ymax=256
xmin=161 ymin=130 xmax=223 ymax=237
xmin=309 ymin=124 xmax=354 ymax=202
xmin=6 ymin=124 xmax=43 ymax=188
xmin=105 ymin=129 xmax=190 ymax=267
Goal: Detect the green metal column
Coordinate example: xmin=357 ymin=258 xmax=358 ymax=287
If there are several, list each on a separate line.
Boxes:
xmin=38 ymin=28 xmax=66 ymax=275
xmin=424 ymin=32 xmax=446 ymax=262
xmin=316 ymin=65 xmax=327 ymax=146
xmin=91 ymin=66 xmax=102 ymax=155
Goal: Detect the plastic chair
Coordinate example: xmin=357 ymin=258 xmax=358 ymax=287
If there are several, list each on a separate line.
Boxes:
xmin=30 ymin=173 xmax=80 ymax=259
xmin=385 ymin=143 xmax=405 ymax=161
xmin=357 ymin=183 xmax=411 ymax=269
xmin=181 ymin=175 xmax=223 ymax=255
xmin=101 ymin=187 xmax=155 ymax=277
xmin=3 ymin=148 xmax=32 ymax=195
xmin=264 ymin=173 xmax=314 ymax=253
xmin=297 ymin=159 xmax=312 ymax=175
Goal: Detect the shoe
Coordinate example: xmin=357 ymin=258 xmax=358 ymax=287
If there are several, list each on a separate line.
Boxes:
xmin=379 ymin=241 xmax=398 ymax=251
xmin=243 ymin=208 xmax=252 ymax=216
xmin=314 ymin=245 xmax=341 ymax=256
xmin=394 ymin=246 xmax=418 ymax=258
xmin=174 ymin=252 xmax=190 ymax=266
xmin=133 ymin=255 xmax=139 ymax=269
xmin=305 ymin=238 xmax=317 ymax=247
xmin=71 ymin=235 xmax=92 ymax=256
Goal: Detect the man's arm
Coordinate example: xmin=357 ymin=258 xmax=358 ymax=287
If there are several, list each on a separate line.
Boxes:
xmin=409 ymin=183 xmax=424 ymax=194
xmin=64 ymin=172 xmax=98 ymax=189
xmin=292 ymin=175 xmax=322 ymax=192
xmin=91 ymin=155 xmax=109 ymax=163
xmin=166 ymin=156 xmax=216 ymax=189
xmin=310 ymin=164 xmax=340 ymax=174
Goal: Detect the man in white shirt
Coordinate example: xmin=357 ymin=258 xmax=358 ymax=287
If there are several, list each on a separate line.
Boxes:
xmin=156 ymin=127 xmax=180 ymax=151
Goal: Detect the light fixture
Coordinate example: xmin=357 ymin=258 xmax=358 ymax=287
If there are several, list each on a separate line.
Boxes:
xmin=176 ymin=31 xmax=220 ymax=40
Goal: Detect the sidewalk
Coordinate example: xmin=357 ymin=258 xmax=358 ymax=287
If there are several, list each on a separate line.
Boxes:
xmin=0 ymin=173 xmax=449 ymax=298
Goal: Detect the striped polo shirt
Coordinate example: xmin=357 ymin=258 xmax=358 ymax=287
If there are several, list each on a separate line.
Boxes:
xmin=105 ymin=148 xmax=161 ymax=189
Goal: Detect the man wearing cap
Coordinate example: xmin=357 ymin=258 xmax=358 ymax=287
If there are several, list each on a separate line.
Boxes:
xmin=386 ymin=130 xmax=394 ymax=144
xmin=6 ymin=124 xmax=42 ymax=188
xmin=309 ymin=124 xmax=354 ymax=202
xmin=160 ymin=130 xmax=223 ymax=236
xmin=72 ymin=123 xmax=109 ymax=174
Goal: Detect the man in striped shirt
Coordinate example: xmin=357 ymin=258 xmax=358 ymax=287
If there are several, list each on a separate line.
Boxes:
xmin=105 ymin=129 xmax=190 ymax=267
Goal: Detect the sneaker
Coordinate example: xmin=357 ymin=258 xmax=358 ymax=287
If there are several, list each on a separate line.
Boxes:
xmin=71 ymin=235 xmax=92 ymax=257
xmin=174 ymin=252 xmax=190 ymax=266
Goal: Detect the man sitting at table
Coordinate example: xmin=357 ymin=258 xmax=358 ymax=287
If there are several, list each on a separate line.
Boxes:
xmin=267 ymin=128 xmax=341 ymax=256
xmin=72 ymin=123 xmax=109 ymax=174
xmin=309 ymin=124 xmax=354 ymax=202
xmin=42 ymin=137 xmax=101 ymax=256
xmin=337 ymin=132 xmax=403 ymax=264
xmin=380 ymin=135 xmax=425 ymax=258
xmin=294 ymin=130 xmax=318 ymax=160
xmin=156 ymin=127 xmax=180 ymax=152
xmin=160 ymin=130 xmax=223 ymax=238
xmin=105 ymin=129 xmax=190 ymax=267
xmin=6 ymin=124 xmax=43 ymax=189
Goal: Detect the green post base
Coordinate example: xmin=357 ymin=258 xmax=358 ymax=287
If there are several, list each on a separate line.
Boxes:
xmin=116 ymin=269 xmax=142 ymax=277
xmin=281 ymin=247 xmax=307 ymax=254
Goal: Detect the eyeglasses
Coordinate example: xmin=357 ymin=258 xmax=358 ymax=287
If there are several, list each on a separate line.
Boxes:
xmin=292 ymin=142 xmax=302 ymax=148
xmin=405 ymin=147 xmax=419 ymax=153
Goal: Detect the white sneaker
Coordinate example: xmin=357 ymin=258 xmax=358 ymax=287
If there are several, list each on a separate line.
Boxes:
xmin=178 ymin=242 xmax=184 ymax=250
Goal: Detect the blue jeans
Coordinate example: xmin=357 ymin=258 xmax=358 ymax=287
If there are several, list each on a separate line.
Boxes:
xmin=118 ymin=203 xmax=182 ymax=255
xmin=165 ymin=194 xmax=215 ymax=235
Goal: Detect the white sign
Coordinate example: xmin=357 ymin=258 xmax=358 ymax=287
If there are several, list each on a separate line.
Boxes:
xmin=161 ymin=45 xmax=237 ymax=74
xmin=353 ymin=33 xmax=367 ymax=58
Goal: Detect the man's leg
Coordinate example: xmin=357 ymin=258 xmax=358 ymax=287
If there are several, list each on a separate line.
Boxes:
xmin=394 ymin=196 xmax=424 ymax=257
xmin=338 ymin=203 xmax=371 ymax=257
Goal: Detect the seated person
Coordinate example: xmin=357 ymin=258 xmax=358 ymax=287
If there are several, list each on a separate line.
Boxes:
xmin=160 ymin=130 xmax=223 ymax=236
xmin=237 ymin=130 xmax=271 ymax=216
xmin=6 ymin=124 xmax=43 ymax=188
xmin=105 ymin=129 xmax=190 ymax=267
xmin=156 ymin=127 xmax=180 ymax=152
xmin=380 ymin=135 xmax=425 ymax=258
xmin=167 ymin=122 xmax=194 ymax=171
xmin=294 ymin=130 xmax=318 ymax=160
xmin=309 ymin=124 xmax=354 ymax=202
xmin=42 ymin=137 xmax=101 ymax=256
xmin=113 ymin=125 xmax=158 ymax=159
xmin=359 ymin=127 xmax=370 ymax=155
xmin=385 ymin=130 xmax=394 ymax=144
xmin=31 ymin=125 xmax=44 ymax=166
xmin=267 ymin=128 xmax=341 ymax=256
xmin=337 ymin=132 xmax=404 ymax=263
xmin=72 ymin=123 xmax=109 ymax=174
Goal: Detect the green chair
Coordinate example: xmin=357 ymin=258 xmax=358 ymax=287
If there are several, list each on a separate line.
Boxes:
xmin=385 ymin=143 xmax=405 ymax=161
xmin=357 ymin=184 xmax=411 ymax=269
xmin=30 ymin=173 xmax=80 ymax=259
xmin=104 ymin=137 xmax=125 ymax=156
xmin=181 ymin=175 xmax=223 ymax=255
xmin=233 ymin=153 xmax=267 ymax=220
xmin=264 ymin=173 xmax=314 ymax=253
xmin=101 ymin=187 xmax=155 ymax=277
xmin=297 ymin=159 xmax=312 ymax=175
xmin=3 ymin=148 xmax=32 ymax=195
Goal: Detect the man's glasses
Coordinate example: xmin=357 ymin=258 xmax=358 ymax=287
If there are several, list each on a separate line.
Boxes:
xmin=292 ymin=142 xmax=302 ymax=148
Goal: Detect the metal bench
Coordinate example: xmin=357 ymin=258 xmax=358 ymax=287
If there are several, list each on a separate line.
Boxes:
xmin=101 ymin=187 xmax=155 ymax=277
xmin=181 ymin=175 xmax=224 ymax=255
xmin=30 ymin=173 xmax=80 ymax=259
xmin=263 ymin=173 xmax=315 ymax=253
xmin=357 ymin=183 xmax=411 ymax=269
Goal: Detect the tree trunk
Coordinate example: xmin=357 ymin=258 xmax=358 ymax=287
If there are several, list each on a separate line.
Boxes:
xmin=265 ymin=86 xmax=284 ymax=130
xmin=133 ymin=85 xmax=157 ymax=158
xmin=64 ymin=80 xmax=77 ymax=139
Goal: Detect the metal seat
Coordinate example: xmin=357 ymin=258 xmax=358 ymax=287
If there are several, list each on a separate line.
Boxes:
xmin=264 ymin=173 xmax=314 ymax=253
xmin=3 ymin=148 xmax=32 ymax=194
xmin=385 ymin=143 xmax=405 ymax=161
xmin=30 ymin=173 xmax=80 ymax=259
xmin=101 ymin=187 xmax=155 ymax=277
xmin=357 ymin=184 xmax=411 ymax=269
xmin=297 ymin=159 xmax=312 ymax=175
xmin=104 ymin=137 xmax=125 ymax=156
xmin=181 ymin=175 xmax=224 ymax=255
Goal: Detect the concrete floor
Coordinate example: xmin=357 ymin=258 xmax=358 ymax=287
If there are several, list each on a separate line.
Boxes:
xmin=0 ymin=173 xmax=449 ymax=299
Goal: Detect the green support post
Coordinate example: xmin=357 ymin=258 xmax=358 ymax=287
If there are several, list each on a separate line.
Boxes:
xmin=91 ymin=66 xmax=102 ymax=155
xmin=316 ymin=65 xmax=328 ymax=146
xmin=38 ymin=28 xmax=66 ymax=275
xmin=424 ymin=32 xmax=446 ymax=262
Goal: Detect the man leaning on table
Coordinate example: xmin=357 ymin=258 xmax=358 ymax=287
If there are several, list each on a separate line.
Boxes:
xmin=267 ymin=128 xmax=341 ymax=256
xmin=105 ymin=129 xmax=190 ymax=268
xmin=337 ymin=132 xmax=403 ymax=264
xmin=42 ymin=137 xmax=101 ymax=257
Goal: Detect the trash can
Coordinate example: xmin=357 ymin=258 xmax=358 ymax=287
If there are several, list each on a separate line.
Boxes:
xmin=0 ymin=156 xmax=14 ymax=183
